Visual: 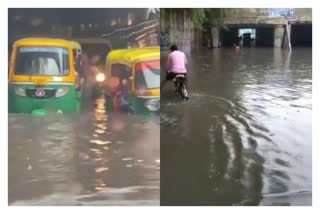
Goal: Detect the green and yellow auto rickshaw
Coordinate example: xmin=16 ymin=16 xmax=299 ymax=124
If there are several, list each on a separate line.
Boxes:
xmin=8 ymin=38 xmax=83 ymax=114
xmin=104 ymin=47 xmax=160 ymax=115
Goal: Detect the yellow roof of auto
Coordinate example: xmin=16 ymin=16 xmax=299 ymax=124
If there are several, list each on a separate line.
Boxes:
xmin=70 ymin=41 xmax=82 ymax=50
xmin=107 ymin=46 xmax=160 ymax=64
xmin=13 ymin=37 xmax=81 ymax=48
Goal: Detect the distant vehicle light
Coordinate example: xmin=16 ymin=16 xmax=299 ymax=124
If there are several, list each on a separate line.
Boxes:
xmin=96 ymin=73 xmax=105 ymax=82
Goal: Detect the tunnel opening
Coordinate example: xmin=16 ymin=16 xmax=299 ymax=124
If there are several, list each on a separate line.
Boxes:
xmin=255 ymin=27 xmax=274 ymax=47
xmin=221 ymin=27 xmax=239 ymax=47
xmin=291 ymin=24 xmax=312 ymax=47
xmin=238 ymin=28 xmax=255 ymax=47
xmin=221 ymin=26 xmax=275 ymax=47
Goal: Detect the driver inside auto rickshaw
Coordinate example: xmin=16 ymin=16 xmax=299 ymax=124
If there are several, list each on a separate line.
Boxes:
xmin=108 ymin=65 xmax=132 ymax=111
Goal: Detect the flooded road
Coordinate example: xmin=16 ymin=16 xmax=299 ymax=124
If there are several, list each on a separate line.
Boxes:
xmin=160 ymin=48 xmax=312 ymax=206
xmin=9 ymin=99 xmax=160 ymax=205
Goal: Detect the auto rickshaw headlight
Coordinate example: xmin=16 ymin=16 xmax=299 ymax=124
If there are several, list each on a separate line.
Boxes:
xmin=96 ymin=73 xmax=105 ymax=82
xmin=144 ymin=99 xmax=160 ymax=111
xmin=55 ymin=87 xmax=69 ymax=97
xmin=14 ymin=87 xmax=26 ymax=96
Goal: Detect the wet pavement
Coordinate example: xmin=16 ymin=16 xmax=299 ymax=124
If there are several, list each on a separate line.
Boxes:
xmin=160 ymin=48 xmax=312 ymax=206
xmin=8 ymin=98 xmax=160 ymax=206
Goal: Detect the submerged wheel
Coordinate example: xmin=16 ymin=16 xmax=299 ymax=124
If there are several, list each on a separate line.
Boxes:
xmin=181 ymin=85 xmax=188 ymax=100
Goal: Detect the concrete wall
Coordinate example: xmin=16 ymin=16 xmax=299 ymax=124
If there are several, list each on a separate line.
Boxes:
xmin=223 ymin=8 xmax=312 ymax=25
xmin=290 ymin=8 xmax=312 ymax=23
xmin=218 ymin=8 xmax=312 ymax=48
xmin=160 ymin=8 xmax=312 ymax=49
xmin=160 ymin=9 xmax=194 ymax=53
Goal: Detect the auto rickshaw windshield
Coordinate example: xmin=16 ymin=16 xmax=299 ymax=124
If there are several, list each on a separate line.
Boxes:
xmin=14 ymin=46 xmax=70 ymax=76
xmin=135 ymin=60 xmax=160 ymax=90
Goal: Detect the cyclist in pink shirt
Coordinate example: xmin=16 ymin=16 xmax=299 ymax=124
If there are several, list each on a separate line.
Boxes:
xmin=161 ymin=45 xmax=188 ymax=90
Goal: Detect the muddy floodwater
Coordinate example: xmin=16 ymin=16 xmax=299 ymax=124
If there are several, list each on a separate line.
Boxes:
xmin=160 ymin=48 xmax=312 ymax=206
xmin=9 ymin=99 xmax=160 ymax=205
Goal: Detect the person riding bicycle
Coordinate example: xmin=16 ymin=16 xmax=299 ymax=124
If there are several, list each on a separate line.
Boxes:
xmin=160 ymin=44 xmax=188 ymax=90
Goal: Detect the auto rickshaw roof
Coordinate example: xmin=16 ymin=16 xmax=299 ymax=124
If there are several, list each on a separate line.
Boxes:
xmin=14 ymin=37 xmax=81 ymax=49
xmin=107 ymin=46 xmax=160 ymax=65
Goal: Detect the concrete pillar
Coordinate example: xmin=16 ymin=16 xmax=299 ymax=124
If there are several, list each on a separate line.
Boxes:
xmin=274 ymin=25 xmax=284 ymax=47
xmin=286 ymin=23 xmax=292 ymax=51
xmin=211 ymin=27 xmax=220 ymax=48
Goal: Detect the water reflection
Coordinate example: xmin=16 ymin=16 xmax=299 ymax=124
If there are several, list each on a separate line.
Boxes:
xmin=160 ymin=48 xmax=311 ymax=206
xmin=9 ymin=98 xmax=160 ymax=205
